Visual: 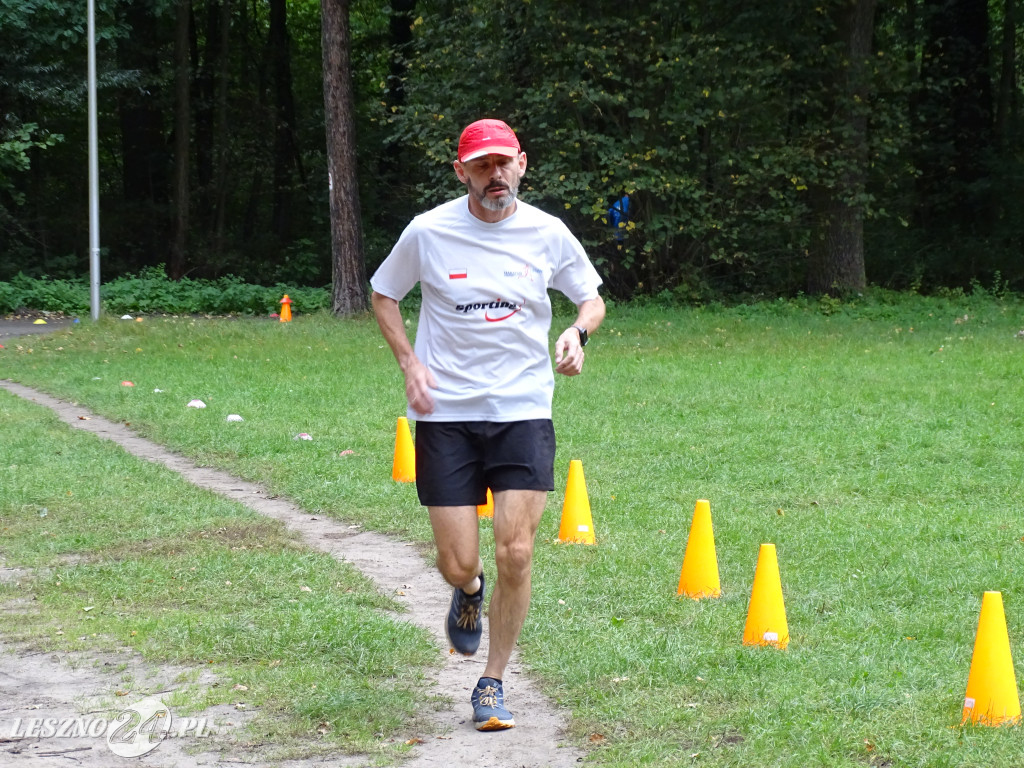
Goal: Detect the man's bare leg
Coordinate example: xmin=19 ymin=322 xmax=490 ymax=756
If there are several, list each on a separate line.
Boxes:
xmin=428 ymin=505 xmax=482 ymax=592
xmin=483 ymin=489 xmax=547 ymax=680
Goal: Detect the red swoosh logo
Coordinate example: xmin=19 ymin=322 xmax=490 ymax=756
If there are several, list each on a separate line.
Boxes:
xmin=485 ymin=307 xmax=521 ymax=322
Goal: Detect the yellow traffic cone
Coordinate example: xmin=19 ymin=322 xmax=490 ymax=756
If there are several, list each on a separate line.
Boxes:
xmin=391 ymin=417 xmax=415 ymax=482
xmin=558 ymin=459 xmax=595 ymax=544
xmin=962 ymin=591 xmax=1021 ymax=726
xmin=742 ymin=543 xmax=789 ymax=649
xmin=677 ymin=499 xmax=721 ymax=599
xmin=477 ymin=488 xmax=494 ymax=518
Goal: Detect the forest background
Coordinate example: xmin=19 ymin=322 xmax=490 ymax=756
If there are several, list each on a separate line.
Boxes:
xmin=1 ymin=0 xmax=1021 ymax=309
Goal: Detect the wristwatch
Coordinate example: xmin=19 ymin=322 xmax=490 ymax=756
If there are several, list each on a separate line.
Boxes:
xmin=572 ymin=325 xmax=589 ymax=347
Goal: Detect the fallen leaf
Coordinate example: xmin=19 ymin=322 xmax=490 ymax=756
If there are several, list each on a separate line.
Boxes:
xmin=405 ymin=737 xmax=426 ymax=745
xmin=233 ymin=684 xmax=249 ymax=691
xmin=589 ymin=733 xmax=606 ymax=743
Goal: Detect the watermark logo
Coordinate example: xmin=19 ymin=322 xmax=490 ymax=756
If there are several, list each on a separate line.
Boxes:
xmin=107 ymin=696 xmax=173 ymax=758
xmin=7 ymin=696 xmax=213 ymax=758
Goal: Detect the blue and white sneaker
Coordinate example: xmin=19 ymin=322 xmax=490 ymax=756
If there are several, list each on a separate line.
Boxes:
xmin=472 ymin=677 xmax=515 ymax=730
xmin=445 ymin=572 xmax=485 ymax=655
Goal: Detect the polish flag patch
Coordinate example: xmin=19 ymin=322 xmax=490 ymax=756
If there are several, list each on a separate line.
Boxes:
xmin=449 ymin=269 xmax=468 ymax=280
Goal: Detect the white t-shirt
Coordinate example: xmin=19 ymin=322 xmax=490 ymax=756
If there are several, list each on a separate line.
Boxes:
xmin=371 ymin=195 xmax=603 ymax=422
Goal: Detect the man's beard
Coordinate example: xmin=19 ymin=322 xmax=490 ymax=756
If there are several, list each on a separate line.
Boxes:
xmin=470 ymin=178 xmax=519 ymax=211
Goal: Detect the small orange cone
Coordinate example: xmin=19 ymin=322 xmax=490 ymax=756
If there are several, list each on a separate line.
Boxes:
xmin=742 ymin=543 xmax=789 ymax=649
xmin=279 ymin=295 xmax=292 ymax=322
xmin=558 ymin=459 xmax=595 ymax=544
xmin=391 ymin=417 xmax=415 ymax=482
xmin=962 ymin=591 xmax=1021 ymax=726
xmin=677 ymin=499 xmax=721 ymax=599
xmin=477 ymin=488 xmax=494 ymax=518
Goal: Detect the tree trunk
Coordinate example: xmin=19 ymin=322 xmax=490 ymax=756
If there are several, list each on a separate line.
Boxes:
xmin=269 ymin=0 xmax=303 ymax=242
xmin=807 ymin=0 xmax=875 ymax=295
xmin=170 ymin=0 xmax=192 ymax=279
xmin=213 ymin=0 xmax=232 ymax=256
xmin=321 ymin=0 xmax=368 ymax=316
xmin=116 ymin=3 xmax=168 ymax=265
xmin=996 ymin=0 xmax=1017 ymax=149
xmin=915 ymin=0 xmax=994 ymax=229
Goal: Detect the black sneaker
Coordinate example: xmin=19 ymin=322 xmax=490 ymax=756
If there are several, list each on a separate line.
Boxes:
xmin=472 ymin=677 xmax=515 ymax=730
xmin=445 ymin=571 xmax=485 ymax=655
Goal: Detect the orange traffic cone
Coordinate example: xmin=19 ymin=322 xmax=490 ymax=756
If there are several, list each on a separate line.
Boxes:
xmin=279 ymin=294 xmax=292 ymax=322
xmin=677 ymin=499 xmax=721 ymax=599
xmin=962 ymin=591 xmax=1021 ymax=726
xmin=391 ymin=417 xmax=415 ymax=482
xmin=558 ymin=459 xmax=595 ymax=544
xmin=477 ymin=488 xmax=494 ymax=518
xmin=742 ymin=543 xmax=789 ymax=649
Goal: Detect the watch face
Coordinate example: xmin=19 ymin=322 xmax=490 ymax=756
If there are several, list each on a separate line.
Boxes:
xmin=576 ymin=326 xmax=588 ymax=346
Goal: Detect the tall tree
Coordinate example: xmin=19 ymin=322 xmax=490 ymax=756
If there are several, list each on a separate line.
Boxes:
xmin=269 ymin=0 xmax=303 ymax=242
xmin=807 ymin=0 xmax=877 ymax=294
xmin=116 ymin=2 xmax=168 ymax=263
xmin=915 ymin=0 xmax=994 ymax=227
xmin=995 ymin=0 xmax=1017 ymax=149
xmin=322 ymin=0 xmax=367 ymax=315
xmin=170 ymin=0 xmax=192 ymax=279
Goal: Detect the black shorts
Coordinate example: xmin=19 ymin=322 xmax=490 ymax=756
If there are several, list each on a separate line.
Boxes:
xmin=414 ymin=419 xmax=556 ymax=507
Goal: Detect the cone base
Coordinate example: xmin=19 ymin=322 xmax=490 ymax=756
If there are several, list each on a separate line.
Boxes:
xmin=678 ymin=587 xmax=722 ymax=600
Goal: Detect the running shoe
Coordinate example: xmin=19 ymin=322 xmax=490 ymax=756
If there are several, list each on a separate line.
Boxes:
xmin=445 ymin=571 xmax=484 ymax=655
xmin=472 ymin=677 xmax=515 ymax=730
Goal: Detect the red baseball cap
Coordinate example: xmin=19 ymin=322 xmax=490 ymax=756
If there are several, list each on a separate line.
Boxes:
xmin=457 ymin=119 xmax=521 ymax=162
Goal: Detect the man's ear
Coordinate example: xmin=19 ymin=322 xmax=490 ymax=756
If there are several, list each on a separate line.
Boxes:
xmin=453 ymin=160 xmax=468 ymax=183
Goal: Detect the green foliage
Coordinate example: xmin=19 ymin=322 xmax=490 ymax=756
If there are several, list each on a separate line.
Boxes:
xmin=0 ymin=269 xmax=331 ymax=316
xmin=2 ymin=0 xmax=1023 ymax=302
xmin=386 ymin=0 xmax=909 ymax=299
xmin=0 ymin=122 xmax=63 ymax=200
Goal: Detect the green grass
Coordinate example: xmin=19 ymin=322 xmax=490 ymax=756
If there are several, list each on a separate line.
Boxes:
xmin=4 ymin=292 xmax=1024 ymax=766
xmin=0 ymin=391 xmax=438 ymax=763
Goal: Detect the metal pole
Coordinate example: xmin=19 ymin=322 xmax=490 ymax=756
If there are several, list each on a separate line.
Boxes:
xmin=87 ymin=0 xmax=101 ymax=320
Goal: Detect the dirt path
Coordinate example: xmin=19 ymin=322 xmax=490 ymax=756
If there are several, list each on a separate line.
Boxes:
xmin=0 ymin=376 xmax=584 ymax=768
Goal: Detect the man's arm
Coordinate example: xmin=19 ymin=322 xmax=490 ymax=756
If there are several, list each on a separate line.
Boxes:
xmin=371 ymin=291 xmax=438 ymax=415
xmin=554 ymin=295 xmax=606 ymax=377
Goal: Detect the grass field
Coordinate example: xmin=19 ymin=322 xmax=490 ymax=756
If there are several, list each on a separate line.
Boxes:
xmin=3 ymin=291 xmax=1024 ymax=766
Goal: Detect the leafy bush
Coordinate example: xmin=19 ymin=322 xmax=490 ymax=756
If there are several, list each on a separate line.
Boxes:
xmin=0 ymin=269 xmax=332 ymax=316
